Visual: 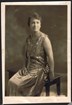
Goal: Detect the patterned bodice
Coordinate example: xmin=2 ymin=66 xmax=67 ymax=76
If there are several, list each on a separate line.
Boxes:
xmin=25 ymin=32 xmax=48 ymax=71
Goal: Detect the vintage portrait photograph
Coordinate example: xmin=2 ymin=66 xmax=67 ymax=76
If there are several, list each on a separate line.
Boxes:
xmin=1 ymin=1 xmax=71 ymax=104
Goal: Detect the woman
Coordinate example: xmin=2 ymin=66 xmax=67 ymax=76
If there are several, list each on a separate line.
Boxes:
xmin=8 ymin=12 xmax=54 ymax=96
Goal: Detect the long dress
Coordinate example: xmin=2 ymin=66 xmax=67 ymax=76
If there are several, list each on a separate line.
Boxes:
xmin=8 ymin=31 xmax=50 ymax=96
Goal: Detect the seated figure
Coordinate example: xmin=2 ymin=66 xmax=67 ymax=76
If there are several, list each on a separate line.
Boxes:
xmin=8 ymin=12 xmax=54 ymax=96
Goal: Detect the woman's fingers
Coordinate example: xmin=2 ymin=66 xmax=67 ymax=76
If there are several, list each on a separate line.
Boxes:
xmin=18 ymin=68 xmax=28 ymax=76
xmin=19 ymin=70 xmax=22 ymax=76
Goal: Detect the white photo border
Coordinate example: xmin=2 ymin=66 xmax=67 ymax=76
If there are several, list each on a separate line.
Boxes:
xmin=1 ymin=1 xmax=71 ymax=104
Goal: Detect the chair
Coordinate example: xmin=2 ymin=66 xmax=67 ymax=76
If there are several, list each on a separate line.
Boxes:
xmin=45 ymin=73 xmax=61 ymax=96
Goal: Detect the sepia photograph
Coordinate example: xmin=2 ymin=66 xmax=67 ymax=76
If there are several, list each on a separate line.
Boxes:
xmin=1 ymin=1 xmax=71 ymax=104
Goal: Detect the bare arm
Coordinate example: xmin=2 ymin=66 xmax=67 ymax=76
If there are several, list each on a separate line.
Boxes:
xmin=43 ymin=35 xmax=54 ymax=79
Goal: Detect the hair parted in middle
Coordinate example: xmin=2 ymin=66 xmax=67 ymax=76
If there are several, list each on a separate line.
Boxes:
xmin=28 ymin=12 xmax=42 ymax=26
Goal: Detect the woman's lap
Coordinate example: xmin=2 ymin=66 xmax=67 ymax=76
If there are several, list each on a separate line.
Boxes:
xmin=9 ymin=70 xmax=37 ymax=87
xmin=8 ymin=68 xmax=44 ymax=96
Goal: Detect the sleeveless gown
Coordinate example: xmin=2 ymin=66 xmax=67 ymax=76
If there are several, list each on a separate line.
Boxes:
xmin=8 ymin=31 xmax=49 ymax=96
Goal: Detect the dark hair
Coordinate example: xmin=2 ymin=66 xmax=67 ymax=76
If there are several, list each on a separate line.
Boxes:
xmin=28 ymin=12 xmax=42 ymax=26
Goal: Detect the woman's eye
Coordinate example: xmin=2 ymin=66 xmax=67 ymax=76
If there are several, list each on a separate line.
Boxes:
xmin=37 ymin=22 xmax=39 ymax=24
xmin=32 ymin=22 xmax=39 ymax=24
xmin=31 ymin=22 xmax=35 ymax=24
xmin=33 ymin=22 xmax=35 ymax=24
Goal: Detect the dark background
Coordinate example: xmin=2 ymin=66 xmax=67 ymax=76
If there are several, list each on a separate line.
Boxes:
xmin=5 ymin=5 xmax=67 ymax=95
xmin=5 ymin=5 xmax=67 ymax=72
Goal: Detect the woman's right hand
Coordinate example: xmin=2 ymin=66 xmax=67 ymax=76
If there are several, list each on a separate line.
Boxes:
xmin=19 ymin=67 xmax=28 ymax=76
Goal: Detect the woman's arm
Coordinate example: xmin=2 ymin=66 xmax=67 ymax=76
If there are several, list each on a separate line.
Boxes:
xmin=43 ymin=35 xmax=54 ymax=79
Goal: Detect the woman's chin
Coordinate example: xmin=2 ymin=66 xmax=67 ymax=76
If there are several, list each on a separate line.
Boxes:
xmin=33 ymin=30 xmax=40 ymax=33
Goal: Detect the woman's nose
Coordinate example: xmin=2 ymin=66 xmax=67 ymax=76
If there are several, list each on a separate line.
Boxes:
xmin=34 ymin=22 xmax=38 ymax=27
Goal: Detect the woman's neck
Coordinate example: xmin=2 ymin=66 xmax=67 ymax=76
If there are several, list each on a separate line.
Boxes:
xmin=30 ymin=31 xmax=41 ymax=38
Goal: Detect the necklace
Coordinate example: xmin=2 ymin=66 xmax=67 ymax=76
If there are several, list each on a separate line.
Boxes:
xmin=30 ymin=31 xmax=41 ymax=45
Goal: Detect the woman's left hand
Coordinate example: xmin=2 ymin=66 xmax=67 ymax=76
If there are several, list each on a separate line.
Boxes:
xmin=49 ymin=72 xmax=54 ymax=81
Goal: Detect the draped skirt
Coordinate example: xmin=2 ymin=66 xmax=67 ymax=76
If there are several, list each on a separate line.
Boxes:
xmin=8 ymin=68 xmax=45 ymax=96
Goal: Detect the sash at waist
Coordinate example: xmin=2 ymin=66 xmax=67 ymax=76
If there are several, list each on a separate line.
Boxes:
xmin=27 ymin=56 xmax=46 ymax=71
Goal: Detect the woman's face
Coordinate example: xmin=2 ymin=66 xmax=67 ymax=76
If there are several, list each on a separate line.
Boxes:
xmin=29 ymin=18 xmax=41 ymax=32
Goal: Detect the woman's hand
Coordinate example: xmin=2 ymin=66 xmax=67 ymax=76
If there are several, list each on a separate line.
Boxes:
xmin=49 ymin=71 xmax=55 ymax=81
xmin=19 ymin=67 xmax=28 ymax=76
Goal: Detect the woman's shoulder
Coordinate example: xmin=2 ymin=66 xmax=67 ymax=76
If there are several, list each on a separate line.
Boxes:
xmin=40 ymin=31 xmax=50 ymax=41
